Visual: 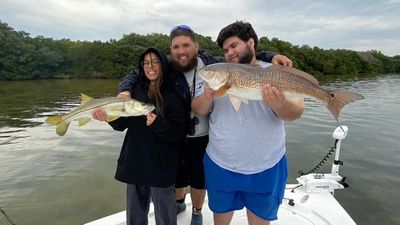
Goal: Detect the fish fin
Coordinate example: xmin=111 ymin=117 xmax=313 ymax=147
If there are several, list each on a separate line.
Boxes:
xmin=266 ymin=65 xmax=319 ymax=85
xmin=78 ymin=118 xmax=91 ymax=126
xmin=45 ymin=115 xmax=63 ymax=125
xmin=80 ymin=93 xmax=94 ymax=105
xmin=214 ymin=84 xmax=231 ymax=97
xmin=327 ymin=90 xmax=364 ymax=121
xmin=56 ymin=121 xmax=70 ymax=136
xmin=106 ymin=115 xmax=120 ymax=122
xmin=229 ymin=95 xmax=242 ymax=111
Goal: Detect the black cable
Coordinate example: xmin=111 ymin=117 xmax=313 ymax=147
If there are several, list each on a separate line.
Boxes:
xmin=298 ymin=139 xmax=339 ymax=176
xmin=289 ymin=184 xmax=303 ymax=193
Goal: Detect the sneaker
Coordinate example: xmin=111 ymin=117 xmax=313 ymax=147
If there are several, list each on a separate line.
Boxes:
xmin=176 ymin=202 xmax=186 ymax=214
xmin=190 ymin=211 xmax=203 ymax=225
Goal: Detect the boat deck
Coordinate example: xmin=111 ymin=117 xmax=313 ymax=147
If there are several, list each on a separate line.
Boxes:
xmin=85 ymin=184 xmax=356 ymax=225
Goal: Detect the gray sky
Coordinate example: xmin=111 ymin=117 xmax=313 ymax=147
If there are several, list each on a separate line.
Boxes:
xmin=1 ymin=0 xmax=399 ymax=56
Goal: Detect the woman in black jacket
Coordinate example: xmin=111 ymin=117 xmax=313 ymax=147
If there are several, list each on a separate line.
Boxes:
xmin=93 ymin=48 xmax=186 ymax=225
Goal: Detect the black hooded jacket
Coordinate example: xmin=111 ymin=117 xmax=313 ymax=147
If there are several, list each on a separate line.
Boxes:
xmin=109 ymin=48 xmax=186 ymax=187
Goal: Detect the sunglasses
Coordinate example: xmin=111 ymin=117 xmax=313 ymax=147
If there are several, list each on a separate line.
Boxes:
xmin=170 ymin=25 xmax=193 ymax=33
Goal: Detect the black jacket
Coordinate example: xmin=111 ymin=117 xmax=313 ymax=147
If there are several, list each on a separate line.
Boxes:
xmin=110 ymin=48 xmax=186 ymax=187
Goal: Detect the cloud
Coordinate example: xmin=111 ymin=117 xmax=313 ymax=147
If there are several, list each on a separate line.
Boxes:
xmin=0 ymin=0 xmax=399 ymax=56
xmin=249 ymin=0 xmax=400 ymax=56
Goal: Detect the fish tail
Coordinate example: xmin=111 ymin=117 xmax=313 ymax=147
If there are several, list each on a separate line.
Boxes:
xmin=327 ymin=90 xmax=364 ymax=121
xmin=56 ymin=121 xmax=70 ymax=136
xmin=45 ymin=115 xmax=63 ymax=125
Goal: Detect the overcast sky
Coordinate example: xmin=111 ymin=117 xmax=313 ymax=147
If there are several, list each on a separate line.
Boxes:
xmin=1 ymin=0 xmax=399 ymax=56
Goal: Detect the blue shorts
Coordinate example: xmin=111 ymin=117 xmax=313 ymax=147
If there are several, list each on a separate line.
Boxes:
xmin=204 ymin=153 xmax=287 ymax=221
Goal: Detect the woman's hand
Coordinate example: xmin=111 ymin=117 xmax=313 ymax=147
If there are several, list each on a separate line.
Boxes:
xmin=146 ymin=113 xmax=157 ymax=126
xmin=92 ymin=107 xmax=108 ymax=122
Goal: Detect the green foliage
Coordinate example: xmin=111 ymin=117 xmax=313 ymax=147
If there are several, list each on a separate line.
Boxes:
xmin=259 ymin=37 xmax=400 ymax=76
xmin=0 ymin=20 xmax=399 ymax=80
xmin=196 ymin=34 xmax=223 ymax=56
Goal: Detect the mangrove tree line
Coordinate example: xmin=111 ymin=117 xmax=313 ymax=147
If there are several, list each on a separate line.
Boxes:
xmin=1 ymin=21 xmax=399 ymax=80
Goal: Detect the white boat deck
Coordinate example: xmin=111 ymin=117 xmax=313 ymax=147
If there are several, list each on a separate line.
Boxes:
xmin=85 ymin=184 xmax=355 ymax=225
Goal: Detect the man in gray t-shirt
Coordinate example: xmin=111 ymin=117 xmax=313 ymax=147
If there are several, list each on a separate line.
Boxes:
xmin=192 ymin=21 xmax=304 ymax=225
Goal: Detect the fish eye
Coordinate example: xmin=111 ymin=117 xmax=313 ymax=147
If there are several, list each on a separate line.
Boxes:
xmin=330 ymin=93 xmax=335 ymax=98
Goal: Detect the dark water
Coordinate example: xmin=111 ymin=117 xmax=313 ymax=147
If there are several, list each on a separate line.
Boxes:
xmin=0 ymin=76 xmax=399 ymax=225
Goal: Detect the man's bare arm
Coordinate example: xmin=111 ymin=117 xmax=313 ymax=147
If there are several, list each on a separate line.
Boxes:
xmin=191 ymin=83 xmax=214 ymax=116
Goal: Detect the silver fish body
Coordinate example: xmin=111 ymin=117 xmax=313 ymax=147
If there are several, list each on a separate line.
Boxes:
xmin=46 ymin=94 xmax=155 ymax=136
xmin=199 ymin=63 xmax=364 ymax=121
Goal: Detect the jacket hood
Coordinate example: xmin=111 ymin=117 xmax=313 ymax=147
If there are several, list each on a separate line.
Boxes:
xmin=138 ymin=47 xmax=169 ymax=86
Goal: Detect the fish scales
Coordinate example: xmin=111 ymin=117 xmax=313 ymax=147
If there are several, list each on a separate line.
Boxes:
xmin=228 ymin=65 xmax=329 ymax=102
xmin=199 ymin=63 xmax=364 ymax=121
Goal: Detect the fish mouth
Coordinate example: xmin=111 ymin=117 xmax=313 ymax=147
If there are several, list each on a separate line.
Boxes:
xmin=209 ymin=82 xmax=226 ymax=91
xmin=199 ymin=74 xmax=227 ymax=91
xmin=145 ymin=106 xmax=155 ymax=114
xmin=125 ymin=101 xmax=156 ymax=116
xmin=140 ymin=103 xmax=155 ymax=115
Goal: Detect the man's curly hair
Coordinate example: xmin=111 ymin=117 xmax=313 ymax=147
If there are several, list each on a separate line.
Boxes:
xmin=216 ymin=21 xmax=258 ymax=50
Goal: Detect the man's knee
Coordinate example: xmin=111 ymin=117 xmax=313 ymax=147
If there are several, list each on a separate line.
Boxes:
xmin=213 ymin=211 xmax=234 ymax=225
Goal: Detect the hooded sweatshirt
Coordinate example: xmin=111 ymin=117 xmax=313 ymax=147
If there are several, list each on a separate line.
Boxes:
xmin=109 ymin=48 xmax=186 ymax=187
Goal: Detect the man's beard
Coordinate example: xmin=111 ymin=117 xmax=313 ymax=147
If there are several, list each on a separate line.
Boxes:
xmin=238 ymin=45 xmax=255 ymax=64
xmin=173 ymin=55 xmax=198 ymax=72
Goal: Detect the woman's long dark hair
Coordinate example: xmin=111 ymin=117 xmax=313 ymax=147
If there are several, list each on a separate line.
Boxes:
xmin=148 ymin=66 xmax=163 ymax=113
xmin=138 ymin=48 xmax=169 ymax=114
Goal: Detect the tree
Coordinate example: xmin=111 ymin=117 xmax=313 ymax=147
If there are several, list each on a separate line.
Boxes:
xmin=0 ymin=20 xmax=399 ymax=80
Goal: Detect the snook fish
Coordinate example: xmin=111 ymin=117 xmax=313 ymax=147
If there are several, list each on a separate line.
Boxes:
xmin=46 ymin=94 xmax=155 ymax=136
xmin=199 ymin=63 xmax=364 ymax=121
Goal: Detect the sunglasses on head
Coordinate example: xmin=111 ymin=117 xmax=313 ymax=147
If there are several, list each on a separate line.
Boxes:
xmin=170 ymin=25 xmax=193 ymax=33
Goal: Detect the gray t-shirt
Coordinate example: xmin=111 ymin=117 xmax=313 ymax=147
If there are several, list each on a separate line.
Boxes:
xmin=184 ymin=57 xmax=209 ymax=137
xmin=202 ymin=61 xmax=286 ymax=174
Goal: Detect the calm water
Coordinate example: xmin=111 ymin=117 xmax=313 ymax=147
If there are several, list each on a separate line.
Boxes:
xmin=0 ymin=76 xmax=399 ymax=225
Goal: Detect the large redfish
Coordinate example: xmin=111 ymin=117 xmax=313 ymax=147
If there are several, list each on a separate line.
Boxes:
xmin=199 ymin=63 xmax=364 ymax=121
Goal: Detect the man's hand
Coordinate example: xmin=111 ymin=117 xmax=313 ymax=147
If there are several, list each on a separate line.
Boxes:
xmin=261 ymin=84 xmax=287 ymax=111
xmin=118 ymin=91 xmax=131 ymax=98
xmin=261 ymin=84 xmax=304 ymax=121
xmin=92 ymin=107 xmax=108 ymax=122
xmin=191 ymin=83 xmax=215 ymax=116
xmin=271 ymin=55 xmax=293 ymax=67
